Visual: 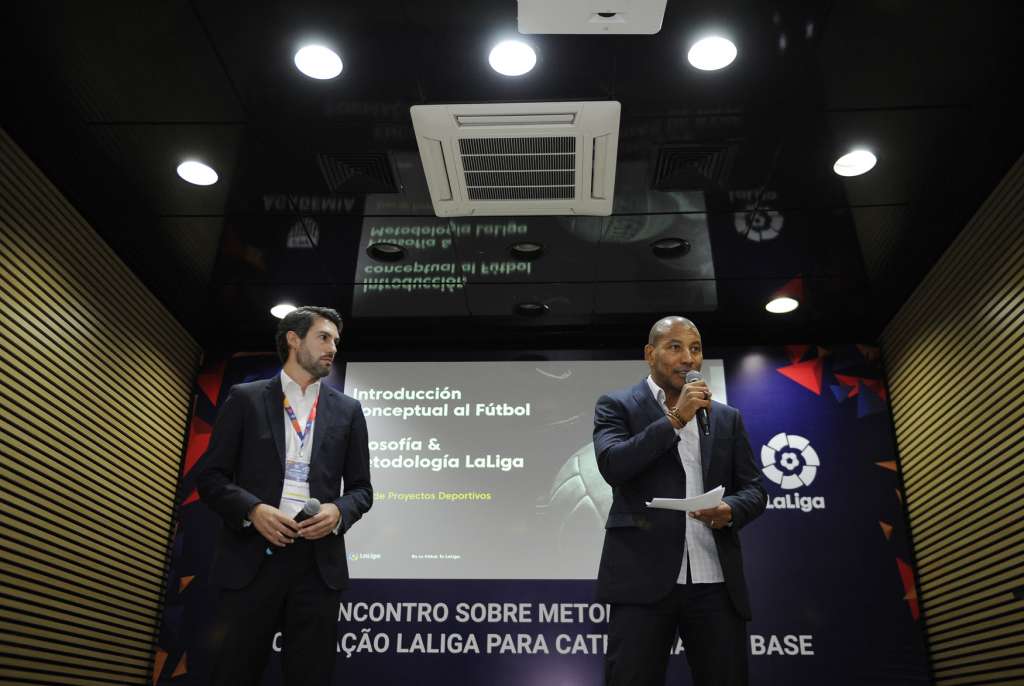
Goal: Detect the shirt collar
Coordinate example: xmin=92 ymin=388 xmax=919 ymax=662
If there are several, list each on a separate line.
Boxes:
xmin=646 ymin=375 xmax=666 ymax=406
xmin=280 ymin=369 xmax=321 ymax=399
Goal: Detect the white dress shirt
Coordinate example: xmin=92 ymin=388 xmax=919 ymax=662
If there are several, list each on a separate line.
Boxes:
xmin=646 ymin=376 xmax=725 ymax=585
xmin=278 ymin=370 xmax=321 ymax=517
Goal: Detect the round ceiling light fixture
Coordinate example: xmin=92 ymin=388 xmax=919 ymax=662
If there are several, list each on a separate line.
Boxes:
xmin=833 ymin=149 xmax=877 ymax=177
xmin=366 ymin=242 xmax=405 ymax=262
xmin=488 ymin=40 xmax=537 ymax=76
xmin=509 ymin=241 xmax=544 ymax=260
xmin=270 ymin=303 xmax=297 ymax=319
xmin=515 ymin=302 xmax=549 ymax=317
xmin=687 ymin=36 xmax=737 ymax=71
xmin=765 ymin=297 xmax=799 ymax=314
xmin=176 ymin=160 xmax=218 ymax=186
xmin=650 ymin=237 xmax=691 ymax=258
xmin=294 ymin=44 xmax=343 ymax=80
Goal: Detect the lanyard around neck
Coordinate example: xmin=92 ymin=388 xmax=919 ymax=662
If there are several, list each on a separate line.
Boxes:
xmin=283 ymin=393 xmax=319 ymax=452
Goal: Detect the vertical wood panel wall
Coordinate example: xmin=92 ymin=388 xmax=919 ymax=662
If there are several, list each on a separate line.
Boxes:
xmin=881 ymin=154 xmax=1024 ymax=685
xmin=0 ymin=128 xmax=201 ymax=685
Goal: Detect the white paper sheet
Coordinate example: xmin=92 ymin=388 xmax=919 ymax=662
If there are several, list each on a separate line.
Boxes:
xmin=646 ymin=485 xmax=725 ymax=512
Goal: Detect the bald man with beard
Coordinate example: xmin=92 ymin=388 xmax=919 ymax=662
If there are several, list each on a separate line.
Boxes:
xmin=594 ymin=316 xmax=766 ymax=686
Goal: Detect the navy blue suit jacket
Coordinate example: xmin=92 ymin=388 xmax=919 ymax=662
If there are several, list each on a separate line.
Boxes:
xmin=197 ymin=376 xmax=373 ymax=591
xmin=594 ymin=380 xmax=766 ymax=619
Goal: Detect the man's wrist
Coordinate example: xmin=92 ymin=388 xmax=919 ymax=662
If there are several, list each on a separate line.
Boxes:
xmin=665 ymin=407 xmax=685 ymax=429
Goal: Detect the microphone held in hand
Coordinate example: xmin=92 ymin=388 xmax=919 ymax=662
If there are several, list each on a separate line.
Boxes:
xmin=265 ymin=498 xmax=321 ymax=555
xmin=293 ymin=497 xmax=321 ymax=523
xmin=684 ymin=370 xmax=711 ymax=436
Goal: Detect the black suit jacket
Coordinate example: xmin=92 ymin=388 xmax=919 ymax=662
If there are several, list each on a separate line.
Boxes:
xmin=594 ymin=380 xmax=766 ymax=619
xmin=197 ymin=376 xmax=373 ymax=591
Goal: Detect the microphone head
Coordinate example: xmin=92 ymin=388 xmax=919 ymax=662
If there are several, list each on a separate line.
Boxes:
xmin=303 ymin=498 xmax=321 ymax=516
xmin=684 ymin=370 xmax=703 ymax=384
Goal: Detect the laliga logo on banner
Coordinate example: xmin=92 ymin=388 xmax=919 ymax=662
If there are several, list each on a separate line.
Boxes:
xmin=760 ymin=433 xmax=826 ymax=512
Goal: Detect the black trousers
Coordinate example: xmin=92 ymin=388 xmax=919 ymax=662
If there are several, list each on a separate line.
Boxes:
xmin=605 ymin=583 xmax=748 ymax=686
xmin=208 ymin=539 xmax=340 ymax=686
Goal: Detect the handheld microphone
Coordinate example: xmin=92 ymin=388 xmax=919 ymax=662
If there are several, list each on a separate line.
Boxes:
xmin=266 ymin=498 xmax=321 ymax=555
xmin=293 ymin=497 xmax=321 ymax=523
xmin=684 ymin=370 xmax=711 ymax=436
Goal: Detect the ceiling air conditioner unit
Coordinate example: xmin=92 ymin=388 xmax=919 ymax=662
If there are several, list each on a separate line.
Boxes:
xmin=410 ymin=101 xmax=620 ymax=217
xmin=518 ymin=0 xmax=668 ymax=35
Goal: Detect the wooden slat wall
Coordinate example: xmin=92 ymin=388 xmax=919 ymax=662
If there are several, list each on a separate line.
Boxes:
xmin=881 ymin=153 xmax=1024 ymax=685
xmin=0 ymin=128 xmax=201 ymax=685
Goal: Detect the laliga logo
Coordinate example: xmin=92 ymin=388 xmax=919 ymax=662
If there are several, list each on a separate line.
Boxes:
xmin=760 ymin=433 xmax=826 ymax=512
xmin=734 ymin=204 xmax=783 ymax=242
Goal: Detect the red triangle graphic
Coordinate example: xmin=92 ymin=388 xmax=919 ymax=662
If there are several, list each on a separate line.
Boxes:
xmin=862 ymin=378 xmax=888 ymax=401
xmin=182 ymin=416 xmax=212 ymax=476
xmin=879 ymin=521 xmax=894 ymax=540
xmin=784 ymin=345 xmax=811 ymax=364
xmin=834 ymin=373 xmax=861 ymax=397
xmin=197 ymin=361 xmax=226 ymax=407
xmin=152 ymin=648 xmax=168 ymax=685
xmin=172 ymin=652 xmax=188 ymax=678
xmin=181 ymin=488 xmax=199 ymax=507
xmin=896 ymin=557 xmax=920 ymax=620
xmin=778 ymin=276 xmax=804 ymax=300
xmin=777 ymin=358 xmax=823 ymax=395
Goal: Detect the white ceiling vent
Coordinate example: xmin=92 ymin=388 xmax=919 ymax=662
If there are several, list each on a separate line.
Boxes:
xmin=517 ymin=0 xmax=668 ymax=35
xmin=410 ymin=101 xmax=621 ymax=217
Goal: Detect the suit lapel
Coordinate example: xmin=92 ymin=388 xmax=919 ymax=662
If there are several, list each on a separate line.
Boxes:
xmin=263 ymin=377 xmax=287 ymax=472
xmin=631 ymin=380 xmax=665 ymax=427
xmin=699 ymin=404 xmax=713 ymax=481
xmin=309 ymin=384 xmax=335 ymax=467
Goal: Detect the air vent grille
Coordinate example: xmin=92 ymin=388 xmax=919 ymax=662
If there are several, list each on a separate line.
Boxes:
xmin=458 ymin=137 xmax=576 ymax=155
xmin=652 ymin=144 xmax=736 ymax=190
xmin=462 ymin=154 xmax=574 ymax=171
xmin=317 ymin=152 xmax=397 ymax=194
xmin=467 ymin=186 xmax=574 ymax=200
xmin=459 ymin=136 xmax=576 ymax=200
xmin=410 ymin=101 xmax=619 ymax=215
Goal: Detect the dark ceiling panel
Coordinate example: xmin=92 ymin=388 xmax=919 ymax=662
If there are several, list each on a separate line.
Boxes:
xmin=4 ymin=0 xmax=1022 ymax=351
xmin=10 ymin=0 xmax=243 ymax=122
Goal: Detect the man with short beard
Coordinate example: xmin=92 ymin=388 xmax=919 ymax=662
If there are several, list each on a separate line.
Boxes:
xmin=199 ymin=306 xmax=372 ymax=685
xmin=595 ymin=316 xmax=765 ymax=686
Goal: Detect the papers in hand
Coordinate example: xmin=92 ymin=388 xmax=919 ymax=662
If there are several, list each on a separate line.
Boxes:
xmin=646 ymin=485 xmax=725 ymax=513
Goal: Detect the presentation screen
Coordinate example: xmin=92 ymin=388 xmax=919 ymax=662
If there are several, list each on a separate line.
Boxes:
xmin=342 ymin=360 xmax=726 ymax=579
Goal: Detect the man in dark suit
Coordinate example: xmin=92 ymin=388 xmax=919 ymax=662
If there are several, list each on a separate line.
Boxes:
xmin=198 ymin=306 xmax=372 ymax=686
xmin=594 ymin=316 xmax=766 ymax=686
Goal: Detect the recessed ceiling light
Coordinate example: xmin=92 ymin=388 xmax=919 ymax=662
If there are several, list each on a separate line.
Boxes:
xmin=271 ymin=303 xmax=297 ymax=319
xmin=833 ymin=149 xmax=877 ymax=177
xmin=294 ymin=44 xmax=343 ymax=80
xmin=515 ymin=302 xmax=549 ymax=317
xmin=766 ymin=297 xmax=799 ymax=314
xmin=176 ymin=160 xmax=218 ymax=186
xmin=687 ymin=36 xmax=737 ymax=71
xmin=366 ymin=242 xmax=405 ymax=262
xmin=489 ymin=40 xmax=536 ymax=76
xmin=650 ymin=237 xmax=691 ymax=258
xmin=509 ymin=241 xmax=544 ymax=260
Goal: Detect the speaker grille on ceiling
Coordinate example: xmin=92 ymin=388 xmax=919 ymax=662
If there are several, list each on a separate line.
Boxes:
xmin=317 ymin=152 xmax=397 ymax=194
xmin=458 ymin=136 xmax=576 ymax=200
